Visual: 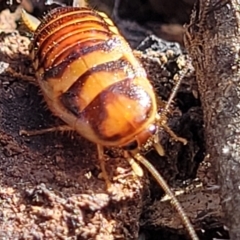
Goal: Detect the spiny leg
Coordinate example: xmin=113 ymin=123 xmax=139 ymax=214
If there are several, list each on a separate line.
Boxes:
xmin=163 ymin=56 xmax=193 ymax=116
xmin=19 ymin=125 xmax=73 ymax=136
xmin=156 ymin=114 xmax=187 ymax=145
xmin=132 ymin=152 xmax=199 ymax=240
xmin=21 ymin=126 xmax=113 ymax=192
xmin=156 ymin=56 xmax=192 ymax=145
xmin=4 ymin=65 xmax=36 ymax=85
xmin=162 ymin=123 xmax=187 ymax=145
xmin=97 ymin=144 xmax=112 ymax=191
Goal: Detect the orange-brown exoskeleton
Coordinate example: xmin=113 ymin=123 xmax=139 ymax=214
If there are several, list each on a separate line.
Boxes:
xmin=21 ymin=5 xmax=198 ymax=240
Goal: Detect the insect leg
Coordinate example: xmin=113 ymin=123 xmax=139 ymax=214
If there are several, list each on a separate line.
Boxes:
xmin=4 ymin=65 xmax=36 ymax=85
xmin=19 ymin=125 xmax=73 ymax=136
xmin=156 ymin=114 xmax=187 ymax=145
xmin=162 ymin=123 xmax=187 ymax=145
xmin=156 ymin=56 xmax=192 ymax=145
xmin=97 ymin=144 xmax=112 ymax=190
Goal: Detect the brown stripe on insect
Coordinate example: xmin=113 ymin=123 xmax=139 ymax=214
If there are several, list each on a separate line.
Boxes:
xmin=34 ymin=7 xmax=115 ymax=50
xmin=34 ymin=7 xmax=97 ymax=39
xmin=59 ymin=57 xmax=138 ymax=112
xmin=80 ymin=77 xmax=154 ymax=143
xmin=35 ymin=18 xmax=113 ymax=62
xmin=37 ymin=19 xmax=112 ymax=57
xmin=41 ymin=36 xmax=124 ymax=79
xmin=39 ymin=30 xmax=112 ymax=70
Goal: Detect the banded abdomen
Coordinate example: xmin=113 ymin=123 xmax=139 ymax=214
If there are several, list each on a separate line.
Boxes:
xmin=30 ymin=6 xmax=157 ymax=147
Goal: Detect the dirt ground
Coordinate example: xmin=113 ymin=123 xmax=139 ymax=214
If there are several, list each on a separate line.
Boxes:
xmin=0 ymin=1 xmax=229 ymax=240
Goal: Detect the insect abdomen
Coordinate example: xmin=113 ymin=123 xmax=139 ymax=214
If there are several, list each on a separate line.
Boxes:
xmin=31 ymin=6 xmax=157 ymax=146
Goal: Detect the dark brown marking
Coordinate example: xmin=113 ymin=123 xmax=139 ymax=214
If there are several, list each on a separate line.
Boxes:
xmin=35 ymin=7 xmax=101 ymax=40
xmin=61 ymin=77 xmax=153 ymax=142
xmin=38 ymin=29 xmax=111 ymax=69
xmin=59 ymin=58 xmax=134 ymax=114
xmin=37 ymin=19 xmax=111 ymax=60
xmin=84 ymin=78 xmax=153 ymax=141
xmin=43 ymin=37 xmax=122 ymax=79
xmin=35 ymin=7 xmax=115 ymax=48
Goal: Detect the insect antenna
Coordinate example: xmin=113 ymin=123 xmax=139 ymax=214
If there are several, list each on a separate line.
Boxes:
xmin=142 ymin=57 xmax=198 ymax=239
xmin=132 ymin=152 xmax=199 ymax=240
xmin=161 ymin=57 xmax=192 ymax=119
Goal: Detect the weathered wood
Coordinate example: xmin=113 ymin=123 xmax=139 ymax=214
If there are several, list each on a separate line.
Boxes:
xmin=185 ymin=0 xmax=240 ymax=238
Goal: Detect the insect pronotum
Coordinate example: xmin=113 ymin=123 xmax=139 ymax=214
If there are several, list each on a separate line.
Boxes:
xmin=21 ymin=3 xmax=199 ymax=240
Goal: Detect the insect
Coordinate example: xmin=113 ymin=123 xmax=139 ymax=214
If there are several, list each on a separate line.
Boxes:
xmin=21 ymin=3 xmax=199 ymax=240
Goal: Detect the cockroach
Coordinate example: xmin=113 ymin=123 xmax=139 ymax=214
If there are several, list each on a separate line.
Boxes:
xmin=21 ymin=3 xmax=198 ymax=240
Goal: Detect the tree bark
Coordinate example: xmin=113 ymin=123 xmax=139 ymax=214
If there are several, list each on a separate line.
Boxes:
xmin=185 ymin=0 xmax=240 ymax=239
